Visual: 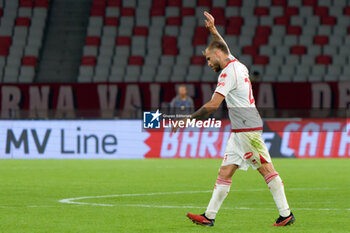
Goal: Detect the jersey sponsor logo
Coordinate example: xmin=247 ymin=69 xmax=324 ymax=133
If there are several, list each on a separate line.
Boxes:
xmin=217 ymin=82 xmax=225 ymax=87
xmin=143 ymin=109 xmax=162 ymax=129
xmin=220 ymin=73 xmax=227 ymax=79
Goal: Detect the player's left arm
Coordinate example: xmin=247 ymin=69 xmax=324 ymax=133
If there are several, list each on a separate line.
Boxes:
xmin=191 ymin=93 xmax=224 ymax=120
xmin=171 ymin=93 xmax=225 ymax=133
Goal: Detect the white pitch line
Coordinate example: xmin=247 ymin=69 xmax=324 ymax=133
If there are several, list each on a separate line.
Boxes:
xmin=58 ymin=187 xmax=350 ymax=212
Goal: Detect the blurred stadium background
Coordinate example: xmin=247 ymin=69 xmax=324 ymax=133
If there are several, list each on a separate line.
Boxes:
xmin=0 ymin=0 xmax=349 ymax=232
xmin=0 ymin=0 xmax=348 ymax=158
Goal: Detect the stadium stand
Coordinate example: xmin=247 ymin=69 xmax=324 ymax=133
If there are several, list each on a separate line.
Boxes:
xmin=77 ymin=0 xmax=350 ymax=83
xmin=0 ymin=0 xmax=349 ymax=83
xmin=0 ymin=0 xmax=49 ymax=83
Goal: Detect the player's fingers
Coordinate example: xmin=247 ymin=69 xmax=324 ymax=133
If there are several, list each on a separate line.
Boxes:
xmin=208 ymin=13 xmax=214 ymax=21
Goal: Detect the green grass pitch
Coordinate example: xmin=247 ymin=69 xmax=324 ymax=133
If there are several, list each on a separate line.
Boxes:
xmin=0 ymin=159 xmax=349 ymax=233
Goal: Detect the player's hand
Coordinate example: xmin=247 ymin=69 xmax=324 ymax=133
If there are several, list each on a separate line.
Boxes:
xmin=171 ymin=123 xmax=179 ymax=133
xmin=204 ymin=11 xmax=215 ymax=30
xmin=171 ymin=119 xmax=186 ymax=133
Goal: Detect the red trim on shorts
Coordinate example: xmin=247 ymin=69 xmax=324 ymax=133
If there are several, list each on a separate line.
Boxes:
xmin=231 ymin=127 xmax=263 ymax=132
xmin=223 ymin=59 xmax=237 ymax=69
xmin=214 ymin=91 xmax=225 ymax=98
xmin=259 ymin=154 xmax=267 ymax=164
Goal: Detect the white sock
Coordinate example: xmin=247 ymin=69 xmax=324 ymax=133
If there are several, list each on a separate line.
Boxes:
xmin=205 ymin=177 xmax=231 ymax=219
xmin=265 ymin=172 xmax=291 ymax=217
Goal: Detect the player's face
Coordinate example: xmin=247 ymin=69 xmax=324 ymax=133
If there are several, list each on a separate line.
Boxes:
xmin=205 ymin=49 xmax=221 ymax=73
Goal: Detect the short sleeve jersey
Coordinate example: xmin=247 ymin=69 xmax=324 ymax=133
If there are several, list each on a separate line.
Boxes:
xmin=214 ymin=55 xmax=263 ymax=132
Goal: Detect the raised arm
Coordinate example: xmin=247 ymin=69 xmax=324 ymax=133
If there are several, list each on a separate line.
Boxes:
xmin=204 ymin=11 xmax=231 ymax=55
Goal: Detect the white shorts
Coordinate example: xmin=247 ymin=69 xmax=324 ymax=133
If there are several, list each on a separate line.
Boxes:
xmin=221 ymin=131 xmax=271 ymax=171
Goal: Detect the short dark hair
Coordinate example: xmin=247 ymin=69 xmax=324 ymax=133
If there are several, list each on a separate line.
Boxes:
xmin=206 ymin=41 xmax=229 ymax=55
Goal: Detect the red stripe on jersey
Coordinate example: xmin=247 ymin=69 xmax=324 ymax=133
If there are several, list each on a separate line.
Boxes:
xmin=223 ymin=59 xmax=237 ymax=69
xmin=231 ymin=127 xmax=263 ymax=132
xmin=214 ymin=91 xmax=225 ymax=98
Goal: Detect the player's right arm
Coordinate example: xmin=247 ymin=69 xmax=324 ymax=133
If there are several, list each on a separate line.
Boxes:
xmin=204 ymin=11 xmax=231 ymax=55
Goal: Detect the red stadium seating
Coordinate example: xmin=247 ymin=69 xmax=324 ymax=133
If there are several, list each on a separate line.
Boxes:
xmin=197 ymin=0 xmax=211 ymax=7
xmin=22 ymin=56 xmax=37 ymax=66
xmin=121 ymin=8 xmax=135 ymax=16
xmin=91 ymin=8 xmax=105 ymax=16
xmin=314 ymin=36 xmax=329 ymax=45
xmin=20 ymin=0 xmax=34 ymax=7
xmin=16 ymin=17 xmax=31 ymax=26
xmin=344 ymin=7 xmax=350 ymax=15
xmin=243 ymin=46 xmax=258 ymax=56
xmin=128 ymin=56 xmax=144 ymax=66
xmin=162 ymin=36 xmax=178 ymax=55
xmin=314 ymin=7 xmax=329 ymax=17
xmin=227 ymin=0 xmax=242 ymax=7
xmin=316 ymin=55 xmax=332 ymax=65
xmin=107 ymin=0 xmax=121 ymax=7
xmin=287 ymin=26 xmax=302 ymax=35
xmin=151 ymin=8 xmax=165 ymax=16
xmin=226 ymin=27 xmax=241 ymax=35
xmin=228 ymin=16 xmax=243 ymax=27
xmin=256 ymin=26 xmax=271 ymax=36
xmin=181 ymin=8 xmax=195 ymax=16
xmin=0 ymin=47 xmax=9 ymax=56
xmin=253 ymin=36 xmax=269 ymax=46
xmin=85 ymin=36 xmax=100 ymax=46
xmin=104 ymin=17 xmax=119 ymax=26
xmin=116 ymin=36 xmax=131 ymax=46
xmin=36 ymin=0 xmax=49 ymax=7
xmin=285 ymin=7 xmax=299 ymax=17
xmin=291 ymin=46 xmax=307 ymax=55
xmin=303 ymin=0 xmax=317 ymax=6
xmin=191 ymin=55 xmax=206 ymax=65
xmin=321 ymin=16 xmax=336 ymax=26
xmin=254 ymin=56 xmax=269 ymax=65
xmin=133 ymin=27 xmax=149 ymax=36
xmin=272 ymin=0 xmax=287 ymax=6
xmin=92 ymin=0 xmax=106 ymax=8
xmin=192 ymin=27 xmax=208 ymax=46
xmin=274 ymin=16 xmax=289 ymax=26
xmin=254 ymin=7 xmax=269 ymax=17
xmin=166 ymin=17 xmax=182 ymax=26
xmin=153 ymin=0 xmax=166 ymax=8
xmin=163 ymin=47 xmax=178 ymax=55
xmin=0 ymin=37 xmax=12 ymax=47
xmin=210 ymin=8 xmax=226 ymax=25
xmin=81 ymin=56 xmax=97 ymax=66
xmin=167 ymin=0 xmax=182 ymax=7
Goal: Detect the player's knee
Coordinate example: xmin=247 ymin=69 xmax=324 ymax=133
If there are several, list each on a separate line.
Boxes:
xmin=258 ymin=162 xmax=276 ymax=177
xmin=218 ymin=165 xmax=236 ymax=180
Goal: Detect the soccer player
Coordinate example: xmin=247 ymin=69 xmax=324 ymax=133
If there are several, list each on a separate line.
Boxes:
xmin=171 ymin=11 xmax=295 ymax=227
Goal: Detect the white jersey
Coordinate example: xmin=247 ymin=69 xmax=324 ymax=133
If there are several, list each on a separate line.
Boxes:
xmin=214 ymin=55 xmax=263 ymax=132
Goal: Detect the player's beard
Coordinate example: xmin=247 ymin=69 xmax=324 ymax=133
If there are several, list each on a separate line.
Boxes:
xmin=212 ymin=62 xmax=221 ymax=72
